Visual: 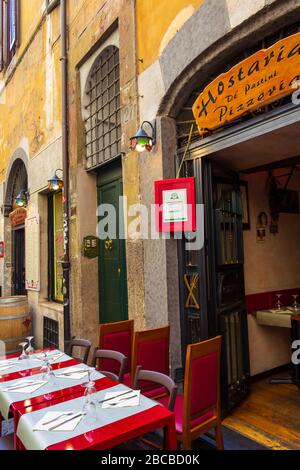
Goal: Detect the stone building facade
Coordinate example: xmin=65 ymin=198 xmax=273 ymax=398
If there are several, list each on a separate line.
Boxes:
xmin=1 ymin=1 xmax=300 ymax=402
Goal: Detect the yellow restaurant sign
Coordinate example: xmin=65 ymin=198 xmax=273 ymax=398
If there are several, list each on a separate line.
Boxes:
xmin=192 ymin=33 xmax=300 ymax=133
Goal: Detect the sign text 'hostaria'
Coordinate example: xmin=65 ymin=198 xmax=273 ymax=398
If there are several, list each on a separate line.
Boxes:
xmin=192 ymin=33 xmax=300 ymax=133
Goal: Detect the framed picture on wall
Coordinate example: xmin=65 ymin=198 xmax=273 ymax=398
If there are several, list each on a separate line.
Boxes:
xmin=240 ymin=181 xmax=250 ymax=230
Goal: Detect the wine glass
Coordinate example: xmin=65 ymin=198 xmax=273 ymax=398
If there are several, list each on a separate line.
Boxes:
xmin=81 ymin=367 xmax=98 ymax=423
xmin=25 ymin=336 xmax=34 ymax=355
xmin=18 ymin=342 xmax=29 ymax=360
xmin=40 ymin=355 xmax=54 ymax=382
xmin=275 ymin=294 xmax=282 ymax=311
xmin=292 ymin=295 xmax=300 ymax=312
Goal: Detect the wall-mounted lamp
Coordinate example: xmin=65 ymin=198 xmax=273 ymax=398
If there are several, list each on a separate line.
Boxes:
xmin=130 ymin=121 xmax=156 ymax=153
xmin=15 ymin=190 xmax=30 ymax=208
xmin=48 ymin=169 xmax=63 ymax=192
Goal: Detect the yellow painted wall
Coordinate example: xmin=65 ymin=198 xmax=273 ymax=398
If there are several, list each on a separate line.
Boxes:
xmin=0 ymin=3 xmax=61 ymax=182
xmin=136 ymin=0 xmax=204 ymax=72
xmin=19 ymin=0 xmax=45 ymax=56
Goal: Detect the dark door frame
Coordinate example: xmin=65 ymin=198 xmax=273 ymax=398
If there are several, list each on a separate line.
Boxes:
xmin=12 ymin=225 xmax=26 ymax=296
xmin=178 ymin=156 xmax=251 ymax=415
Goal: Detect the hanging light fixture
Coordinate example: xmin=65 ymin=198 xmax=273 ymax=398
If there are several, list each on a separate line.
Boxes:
xmin=130 ymin=121 xmax=156 ymax=153
xmin=15 ymin=190 xmax=29 ymax=208
xmin=48 ymin=169 xmax=63 ymax=191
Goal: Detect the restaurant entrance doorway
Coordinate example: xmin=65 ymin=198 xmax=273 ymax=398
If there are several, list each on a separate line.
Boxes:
xmin=202 ymin=159 xmax=251 ymax=412
xmin=178 ymin=119 xmax=300 ymax=415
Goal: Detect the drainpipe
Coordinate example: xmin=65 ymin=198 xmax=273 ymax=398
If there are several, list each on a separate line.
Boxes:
xmin=60 ymin=0 xmax=71 ymax=352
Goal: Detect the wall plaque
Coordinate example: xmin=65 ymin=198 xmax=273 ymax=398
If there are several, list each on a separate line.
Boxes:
xmin=83 ymin=236 xmax=98 ymax=259
xmin=193 ymin=32 xmax=300 ymax=133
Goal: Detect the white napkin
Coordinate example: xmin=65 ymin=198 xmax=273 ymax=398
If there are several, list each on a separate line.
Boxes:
xmin=3 ymin=380 xmax=48 ymax=394
xmin=0 ymin=359 xmax=19 ymax=366
xmin=54 ymin=368 xmax=89 ymax=380
xmin=0 ymin=363 xmax=18 ymax=372
xmin=102 ymin=390 xmax=141 ymax=408
xmin=33 ymin=411 xmax=84 ymax=432
xmin=32 ymin=352 xmax=64 ymax=362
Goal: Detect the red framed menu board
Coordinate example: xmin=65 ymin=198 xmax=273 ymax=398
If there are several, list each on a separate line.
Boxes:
xmin=155 ymin=177 xmax=196 ymax=233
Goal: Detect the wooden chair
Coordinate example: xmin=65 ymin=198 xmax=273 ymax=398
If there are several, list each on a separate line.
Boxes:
xmin=128 ymin=325 xmax=170 ymax=393
xmin=133 ymin=366 xmax=178 ymax=450
xmin=68 ymin=337 xmax=92 ymax=364
xmin=158 ymin=336 xmax=224 ymax=450
xmin=133 ymin=366 xmax=177 ymax=411
xmin=92 ymin=348 xmax=127 ymax=382
xmin=99 ymin=320 xmax=134 ymax=377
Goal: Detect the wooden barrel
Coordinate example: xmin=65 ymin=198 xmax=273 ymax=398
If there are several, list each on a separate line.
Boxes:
xmin=0 ymin=296 xmax=32 ymax=354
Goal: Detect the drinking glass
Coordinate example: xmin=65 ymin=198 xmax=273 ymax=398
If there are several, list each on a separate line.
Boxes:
xmin=40 ymin=355 xmax=54 ymax=381
xmin=25 ymin=336 xmax=34 ymax=355
xmin=18 ymin=342 xmax=29 ymax=360
xmin=81 ymin=368 xmax=98 ymax=423
xmin=292 ymin=295 xmax=300 ymax=312
xmin=275 ymin=294 xmax=282 ymax=311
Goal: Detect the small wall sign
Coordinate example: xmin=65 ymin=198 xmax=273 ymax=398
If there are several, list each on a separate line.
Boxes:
xmin=0 ymin=242 xmax=4 ymax=258
xmin=9 ymin=207 xmax=27 ymax=227
xmin=155 ymin=177 xmax=196 ymax=233
xmin=83 ymin=236 xmax=98 ymax=259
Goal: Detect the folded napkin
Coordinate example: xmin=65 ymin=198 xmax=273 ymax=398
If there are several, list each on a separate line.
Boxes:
xmin=33 ymin=411 xmax=84 ymax=432
xmin=102 ymin=390 xmax=140 ymax=409
xmin=3 ymin=380 xmax=48 ymax=394
xmin=54 ymin=368 xmax=89 ymax=380
xmin=0 ymin=363 xmax=18 ymax=372
xmin=0 ymin=359 xmax=19 ymax=366
xmin=32 ymin=352 xmax=64 ymax=362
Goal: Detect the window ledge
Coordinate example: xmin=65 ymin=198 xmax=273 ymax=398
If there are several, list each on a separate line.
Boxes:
xmin=39 ymin=301 xmax=63 ymax=314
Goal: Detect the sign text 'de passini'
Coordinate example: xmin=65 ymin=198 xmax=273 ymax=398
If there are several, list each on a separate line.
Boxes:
xmin=192 ymin=32 xmax=300 ymax=133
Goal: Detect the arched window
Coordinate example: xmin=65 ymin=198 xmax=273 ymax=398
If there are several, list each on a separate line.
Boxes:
xmin=85 ymin=45 xmax=121 ymax=170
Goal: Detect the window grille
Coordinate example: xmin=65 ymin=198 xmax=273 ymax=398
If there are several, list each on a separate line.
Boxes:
xmin=43 ymin=317 xmax=59 ymax=349
xmin=85 ymin=46 xmax=121 ymax=170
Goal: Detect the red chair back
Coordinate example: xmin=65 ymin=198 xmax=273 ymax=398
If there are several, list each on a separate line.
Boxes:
xmin=183 ymin=336 xmax=222 ymax=431
xmin=132 ymin=325 xmax=170 ymax=391
xmin=99 ymin=320 xmax=134 ymax=375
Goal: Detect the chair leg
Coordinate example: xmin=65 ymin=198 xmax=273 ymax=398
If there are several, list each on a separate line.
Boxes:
xmin=215 ymin=423 xmax=224 ymax=450
xmin=182 ymin=435 xmax=192 ymax=450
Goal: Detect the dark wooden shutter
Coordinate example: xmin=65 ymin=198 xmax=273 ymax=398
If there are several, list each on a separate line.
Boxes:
xmin=8 ymin=0 xmax=17 ymax=52
xmin=5 ymin=0 xmax=19 ymax=66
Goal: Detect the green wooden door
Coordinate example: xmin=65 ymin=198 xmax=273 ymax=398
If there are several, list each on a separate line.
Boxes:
xmin=97 ymin=163 xmax=128 ymax=324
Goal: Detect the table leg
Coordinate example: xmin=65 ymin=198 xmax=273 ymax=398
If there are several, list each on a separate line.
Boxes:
xmin=163 ymin=414 xmax=177 ymax=450
xmin=291 ymin=318 xmax=300 ymax=386
xmin=270 ymin=318 xmax=300 ymax=388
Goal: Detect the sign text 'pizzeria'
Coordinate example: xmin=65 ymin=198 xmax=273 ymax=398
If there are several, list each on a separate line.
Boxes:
xmin=192 ymin=33 xmax=300 ymax=133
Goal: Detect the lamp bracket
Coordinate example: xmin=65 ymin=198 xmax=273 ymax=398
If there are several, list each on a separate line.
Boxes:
xmin=141 ymin=120 xmax=156 ymax=145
